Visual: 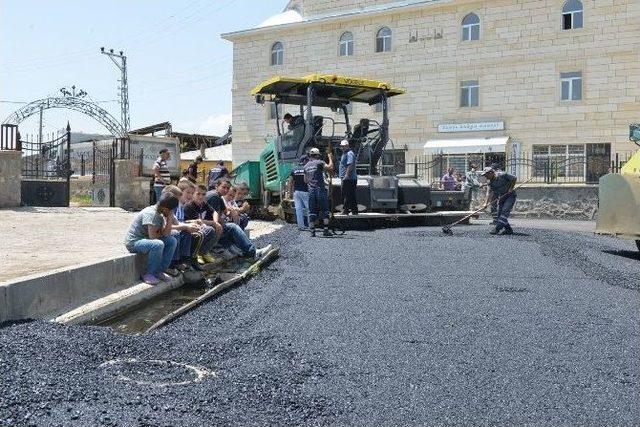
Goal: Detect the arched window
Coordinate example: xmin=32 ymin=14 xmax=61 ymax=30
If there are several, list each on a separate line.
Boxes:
xmin=462 ymin=13 xmax=480 ymax=41
xmin=375 ymin=27 xmax=392 ymax=53
xmin=562 ymin=0 xmax=583 ymax=30
xmin=270 ymin=42 xmax=283 ymax=66
xmin=339 ymin=31 xmax=354 ymax=57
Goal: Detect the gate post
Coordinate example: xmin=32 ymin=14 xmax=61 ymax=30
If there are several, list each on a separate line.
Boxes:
xmin=0 ymin=124 xmax=22 ymax=207
xmin=65 ymin=122 xmax=71 ymax=206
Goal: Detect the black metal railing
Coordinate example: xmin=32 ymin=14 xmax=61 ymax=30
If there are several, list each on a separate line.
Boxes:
xmin=408 ymin=151 xmax=636 ymax=185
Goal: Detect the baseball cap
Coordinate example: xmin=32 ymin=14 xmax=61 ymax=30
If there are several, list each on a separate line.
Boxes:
xmin=340 ymin=139 xmax=349 ymax=147
xmin=309 ymin=147 xmax=320 ymax=155
xmin=480 ymin=166 xmax=494 ymax=176
xmin=299 ymin=155 xmax=309 ymax=165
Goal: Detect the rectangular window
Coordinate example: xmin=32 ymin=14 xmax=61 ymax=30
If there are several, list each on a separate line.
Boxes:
xmin=563 ymin=11 xmax=583 ymax=30
xmin=339 ymin=40 xmax=353 ymax=56
xmin=561 ymin=72 xmax=582 ymax=101
xmin=532 ymin=144 xmax=586 ymax=181
xmin=460 ymin=80 xmax=479 ymax=107
xmin=462 ymin=24 xmax=480 ymax=41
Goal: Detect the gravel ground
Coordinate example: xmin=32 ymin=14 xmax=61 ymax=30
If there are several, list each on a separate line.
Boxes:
xmin=1 ymin=222 xmax=639 ymax=426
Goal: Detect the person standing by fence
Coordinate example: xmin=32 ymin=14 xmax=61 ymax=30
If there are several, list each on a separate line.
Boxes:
xmin=153 ymin=148 xmax=171 ymax=202
xmin=465 ymin=162 xmax=482 ymax=206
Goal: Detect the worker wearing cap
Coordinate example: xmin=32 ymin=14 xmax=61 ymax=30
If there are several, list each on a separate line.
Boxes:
xmin=303 ymin=147 xmax=334 ymax=237
xmin=288 ymin=155 xmax=310 ymax=231
xmin=481 ymin=167 xmax=517 ymax=235
xmin=339 ymin=139 xmax=358 ymax=215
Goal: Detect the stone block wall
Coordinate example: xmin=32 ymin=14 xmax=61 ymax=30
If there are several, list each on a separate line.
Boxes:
xmin=226 ymin=0 xmax=640 ymax=166
xmin=114 ymin=159 xmax=150 ymax=211
xmin=513 ymin=185 xmax=599 ymax=220
xmin=0 ymin=151 xmax=21 ymax=208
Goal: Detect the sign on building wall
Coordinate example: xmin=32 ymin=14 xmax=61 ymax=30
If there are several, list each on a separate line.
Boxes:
xmin=438 ymin=121 xmax=505 ymax=133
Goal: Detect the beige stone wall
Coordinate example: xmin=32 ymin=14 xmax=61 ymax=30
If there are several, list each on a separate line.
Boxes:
xmin=228 ymin=0 xmax=640 ymax=166
xmin=0 ymin=151 xmax=21 ymax=208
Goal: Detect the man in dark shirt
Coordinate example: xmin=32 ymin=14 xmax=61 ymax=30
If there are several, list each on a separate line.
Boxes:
xmin=303 ymin=148 xmax=334 ymax=237
xmin=207 ymin=161 xmax=229 ymax=190
xmin=186 ymin=156 xmax=202 ymax=183
xmin=205 ymin=178 xmax=270 ymax=259
xmin=481 ymin=167 xmax=517 ymax=235
xmin=288 ymin=155 xmax=309 ymax=230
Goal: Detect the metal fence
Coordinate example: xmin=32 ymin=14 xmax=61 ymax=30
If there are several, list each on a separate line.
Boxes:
xmin=407 ymin=151 xmax=636 ymax=185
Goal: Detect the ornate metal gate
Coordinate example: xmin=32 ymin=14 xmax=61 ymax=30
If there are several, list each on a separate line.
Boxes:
xmin=20 ymin=124 xmax=71 ymax=207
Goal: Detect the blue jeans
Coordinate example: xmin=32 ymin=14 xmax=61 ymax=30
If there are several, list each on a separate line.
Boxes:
xmin=153 ymin=184 xmax=165 ymax=203
xmin=129 ymin=236 xmax=177 ymax=276
xmin=196 ymin=225 xmax=220 ymax=254
xmin=308 ymin=187 xmax=329 ymax=224
xmin=496 ymin=192 xmax=517 ymax=228
xmin=293 ymin=190 xmax=309 ymax=229
xmin=172 ymin=230 xmax=193 ymax=261
xmin=218 ymin=222 xmax=255 ymax=257
xmin=238 ymin=213 xmax=250 ymax=230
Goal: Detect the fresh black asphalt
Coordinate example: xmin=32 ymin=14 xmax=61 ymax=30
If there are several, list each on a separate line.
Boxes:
xmin=1 ymin=223 xmax=639 ymax=426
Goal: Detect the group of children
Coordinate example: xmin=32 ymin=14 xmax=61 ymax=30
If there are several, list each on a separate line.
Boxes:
xmin=124 ymin=178 xmax=270 ymax=285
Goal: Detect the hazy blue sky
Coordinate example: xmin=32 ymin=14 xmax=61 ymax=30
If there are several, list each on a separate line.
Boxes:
xmin=0 ymin=0 xmax=285 ymax=137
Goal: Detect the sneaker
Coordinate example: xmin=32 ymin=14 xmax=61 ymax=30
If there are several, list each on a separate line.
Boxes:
xmin=310 ymin=228 xmax=316 ymax=237
xmin=489 ymin=225 xmax=503 ymax=235
xmin=322 ymin=228 xmax=332 ymax=237
xmin=501 ymin=226 xmax=514 ymax=235
xmin=141 ymin=273 xmax=159 ymax=285
xmin=201 ymin=253 xmax=216 ymax=264
xmin=165 ymin=268 xmax=180 ymax=277
xmin=157 ymin=272 xmax=173 ymax=282
xmin=254 ymin=244 xmax=273 ymax=259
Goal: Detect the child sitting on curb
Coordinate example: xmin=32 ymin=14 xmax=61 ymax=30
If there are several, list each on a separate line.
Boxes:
xmin=124 ymin=193 xmax=179 ymax=285
xmin=184 ymin=184 xmax=221 ymax=265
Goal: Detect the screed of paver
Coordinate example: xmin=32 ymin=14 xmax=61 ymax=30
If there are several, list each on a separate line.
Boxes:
xmin=0 ymin=207 xmax=282 ymax=282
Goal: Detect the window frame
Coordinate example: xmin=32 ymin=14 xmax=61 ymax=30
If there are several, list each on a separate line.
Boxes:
xmin=461 ymin=13 xmax=480 ymax=41
xmin=339 ymin=31 xmax=354 ymax=57
xmin=560 ymin=71 xmax=583 ymax=101
xmin=532 ymin=144 xmax=586 ymax=179
xmin=562 ymin=0 xmax=584 ymax=30
xmin=270 ymin=41 xmax=284 ymax=66
xmin=375 ymin=27 xmax=392 ymax=53
xmin=460 ymin=80 xmax=480 ymax=108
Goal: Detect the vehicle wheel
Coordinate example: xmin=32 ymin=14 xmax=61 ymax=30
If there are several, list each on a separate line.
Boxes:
xmin=636 ymin=240 xmax=640 ymax=252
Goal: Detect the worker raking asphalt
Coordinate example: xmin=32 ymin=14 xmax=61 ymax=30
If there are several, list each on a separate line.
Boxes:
xmin=1 ymin=223 xmax=638 ymax=426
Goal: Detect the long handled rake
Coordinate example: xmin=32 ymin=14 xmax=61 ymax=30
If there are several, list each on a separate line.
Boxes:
xmin=441 ymin=176 xmax=534 ymax=235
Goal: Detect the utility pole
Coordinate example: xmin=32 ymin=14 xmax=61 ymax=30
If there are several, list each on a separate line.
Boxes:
xmin=100 ymin=47 xmax=130 ymax=133
xmin=38 ymin=106 xmax=43 ymax=144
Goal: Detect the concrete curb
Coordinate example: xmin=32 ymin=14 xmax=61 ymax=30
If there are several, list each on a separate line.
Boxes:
xmin=0 ymin=254 xmax=143 ymax=323
xmin=54 ymin=275 xmax=186 ymax=326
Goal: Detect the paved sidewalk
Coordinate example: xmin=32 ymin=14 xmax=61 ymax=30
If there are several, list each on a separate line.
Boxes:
xmin=0 ymin=207 xmax=281 ymax=283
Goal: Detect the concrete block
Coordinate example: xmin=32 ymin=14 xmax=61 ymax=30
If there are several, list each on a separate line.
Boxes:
xmin=0 ymin=253 xmax=145 ymax=322
xmin=0 ymin=150 xmax=21 ymax=208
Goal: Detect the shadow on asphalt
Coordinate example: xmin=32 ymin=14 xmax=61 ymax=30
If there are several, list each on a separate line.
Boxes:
xmin=602 ymin=249 xmax=640 ymax=261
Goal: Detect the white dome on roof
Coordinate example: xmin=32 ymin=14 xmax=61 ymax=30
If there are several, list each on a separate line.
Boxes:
xmin=258 ymin=9 xmax=304 ymax=28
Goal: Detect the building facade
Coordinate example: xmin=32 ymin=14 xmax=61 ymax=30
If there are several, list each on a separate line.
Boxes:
xmin=222 ymin=0 xmax=639 ymax=183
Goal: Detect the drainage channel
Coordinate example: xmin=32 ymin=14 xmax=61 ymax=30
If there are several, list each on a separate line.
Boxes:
xmin=92 ymin=248 xmax=279 ymax=334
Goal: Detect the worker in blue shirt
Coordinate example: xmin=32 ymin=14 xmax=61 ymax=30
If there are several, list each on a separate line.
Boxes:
xmin=288 ymin=155 xmax=310 ymax=231
xmin=481 ymin=167 xmax=517 ymax=235
xmin=338 ymin=139 xmax=358 ymax=215
xmin=303 ymin=147 xmax=334 ymax=237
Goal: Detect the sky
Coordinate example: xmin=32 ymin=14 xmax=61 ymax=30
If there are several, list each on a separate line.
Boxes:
xmin=0 ymin=0 xmax=285 ymax=138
